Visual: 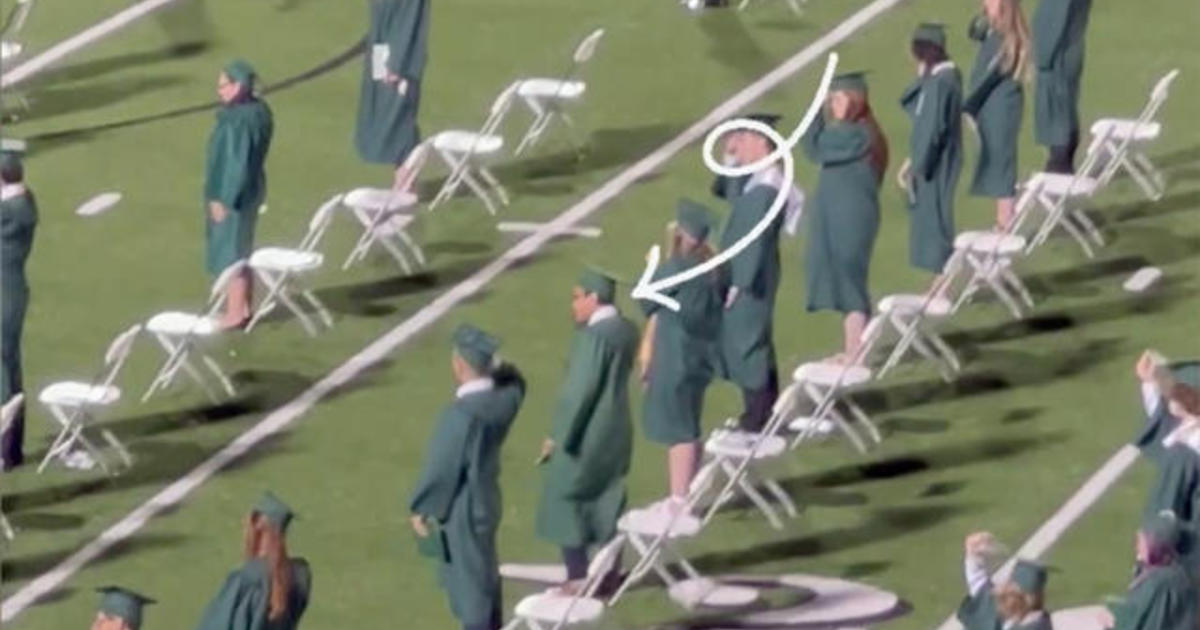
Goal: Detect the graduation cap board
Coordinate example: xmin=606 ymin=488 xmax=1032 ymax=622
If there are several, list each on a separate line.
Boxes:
xmin=75 ymin=192 xmax=122 ymax=217
xmin=96 ymin=586 xmax=155 ymax=630
xmin=0 ymin=138 xmax=26 ymax=153
xmin=1124 ymin=266 xmax=1163 ymax=292
xmin=496 ymin=221 xmax=602 ymax=239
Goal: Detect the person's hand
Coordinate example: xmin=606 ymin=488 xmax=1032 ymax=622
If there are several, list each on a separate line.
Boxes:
xmin=1096 ymin=608 xmax=1115 ymax=628
xmin=1136 ymin=350 xmax=1158 ymax=383
xmin=536 ymin=438 xmax=554 ymax=465
xmin=916 ymin=61 xmax=927 ymax=76
xmin=896 ymin=158 xmax=912 ymax=191
xmin=965 ymin=531 xmax=995 ymax=556
xmin=410 ymin=515 xmax=429 ymax=538
xmin=384 ymin=71 xmax=401 ymax=85
xmin=724 ymin=286 xmax=739 ymax=310
xmin=209 ymin=201 xmax=227 ymax=223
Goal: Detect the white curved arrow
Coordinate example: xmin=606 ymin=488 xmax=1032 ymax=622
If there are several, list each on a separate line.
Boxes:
xmin=630 ymin=52 xmax=839 ymax=311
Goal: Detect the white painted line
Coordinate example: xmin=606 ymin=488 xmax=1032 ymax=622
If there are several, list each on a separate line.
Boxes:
xmin=933 ymin=445 xmax=1140 ymax=630
xmin=496 ymin=221 xmax=602 ymax=238
xmin=0 ymin=0 xmax=906 ymax=621
xmin=1 ymin=0 xmax=186 ymax=89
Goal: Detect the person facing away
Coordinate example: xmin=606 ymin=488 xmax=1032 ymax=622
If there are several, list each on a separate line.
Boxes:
xmin=1144 ymin=384 xmax=1200 ymax=534
xmin=957 ymin=532 xmax=1053 ymax=630
xmin=964 ymin=0 xmax=1031 ymax=230
xmin=409 ymin=324 xmax=526 ymax=630
xmin=1032 ymin=0 xmax=1092 ymax=174
xmin=356 ymin=0 xmax=431 ymax=192
xmin=1098 ymin=512 xmax=1198 ymax=630
xmin=204 ymin=59 xmax=273 ymax=330
xmin=91 ymin=587 xmax=154 ymax=630
xmin=899 ymin=23 xmax=963 ymax=279
xmin=801 ymin=71 xmax=888 ymax=364
xmin=194 ymin=492 xmax=312 ymax=630
xmin=535 ymin=269 xmax=639 ymax=591
xmin=0 ymin=149 xmax=36 ymax=470
xmin=1131 ymin=350 xmax=1200 ymax=464
xmin=637 ymin=199 xmax=723 ymax=507
xmin=713 ymin=113 xmax=796 ymax=435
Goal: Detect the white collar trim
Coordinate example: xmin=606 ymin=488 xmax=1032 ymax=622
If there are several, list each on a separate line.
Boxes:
xmin=931 ymin=61 xmax=957 ymax=75
xmin=456 ymin=377 xmax=494 ymax=399
xmin=0 ymin=183 xmax=25 ymax=201
xmin=588 ymin=304 xmax=618 ymax=326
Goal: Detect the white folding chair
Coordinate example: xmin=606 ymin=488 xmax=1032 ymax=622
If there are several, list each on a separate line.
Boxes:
xmin=874 ymin=261 xmax=964 ymax=382
xmin=1 ymin=393 xmax=23 ymax=539
xmin=502 ymin=536 xmax=625 ymax=630
xmin=246 ymin=195 xmax=341 ymax=336
xmin=340 ymin=151 xmax=428 ymax=274
xmin=699 ymin=383 xmax=802 ymax=530
xmin=945 ymin=228 xmax=1034 ymax=320
xmin=142 ymin=262 xmax=245 ymax=403
xmin=609 ymin=462 xmax=759 ymax=610
xmin=738 ymin=0 xmax=806 ymax=15
xmin=1089 ymin=69 xmax=1180 ymax=201
xmin=1016 ymin=161 xmax=1107 ymax=259
xmin=428 ymin=81 xmax=521 ymax=215
xmin=512 ymin=29 xmax=605 ymax=156
xmin=0 ymin=0 xmax=32 ymax=62
xmin=36 ymin=325 xmax=141 ymax=475
xmin=787 ymin=316 xmax=887 ymax=454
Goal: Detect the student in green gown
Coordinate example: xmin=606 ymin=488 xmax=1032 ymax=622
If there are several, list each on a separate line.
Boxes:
xmin=91 ymin=586 xmax=154 ymax=630
xmin=535 ymin=270 xmax=639 ymax=590
xmin=1132 ymin=351 xmax=1200 ymax=463
xmin=964 ymin=0 xmax=1030 ymax=230
xmin=899 ymin=24 xmax=963 ymax=277
xmin=0 ymin=150 xmax=36 ymax=470
xmin=410 ymin=324 xmax=526 ymax=630
xmin=957 ymin=532 xmax=1053 ymax=630
xmin=205 ymin=59 xmax=274 ymax=329
xmin=356 ymin=0 xmax=430 ymax=192
xmin=1143 ymin=385 xmax=1200 ymax=529
xmin=1098 ymin=512 xmax=1198 ymax=630
xmin=1032 ymin=0 xmax=1092 ymax=174
xmin=638 ymin=200 xmax=722 ymax=505
xmin=194 ymin=493 xmax=312 ymax=630
xmin=801 ymin=72 xmax=888 ymax=363
xmin=713 ymin=113 xmax=798 ymax=434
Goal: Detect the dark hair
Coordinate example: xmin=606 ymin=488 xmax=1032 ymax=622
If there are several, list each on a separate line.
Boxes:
xmin=0 ymin=160 xmax=23 ymax=184
xmin=1168 ymin=383 xmax=1200 ymax=417
xmin=911 ymin=40 xmax=948 ymax=68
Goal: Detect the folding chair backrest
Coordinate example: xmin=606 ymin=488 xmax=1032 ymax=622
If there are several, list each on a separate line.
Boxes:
xmin=97 ymin=324 xmax=143 ymax=389
xmin=0 ymin=393 xmax=23 ymax=436
xmin=478 ymin=81 xmax=521 ymax=137
xmin=1008 ymin=175 xmax=1044 ymax=237
xmin=205 ymin=260 xmax=249 ymax=315
xmin=853 ymin=315 xmax=887 ymax=366
xmin=396 ymin=142 xmax=430 ymax=195
xmin=581 ymin=535 xmax=625 ymax=598
xmin=572 ymin=28 xmax=605 ymax=66
xmin=299 ymin=194 xmax=344 ymax=252
xmin=1145 ymin=69 xmax=1180 ymax=120
xmin=1 ymin=0 xmax=33 ymax=39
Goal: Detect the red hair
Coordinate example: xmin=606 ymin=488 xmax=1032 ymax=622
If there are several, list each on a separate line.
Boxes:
xmin=834 ymin=91 xmax=889 ymax=182
xmin=244 ymin=513 xmax=293 ymax=622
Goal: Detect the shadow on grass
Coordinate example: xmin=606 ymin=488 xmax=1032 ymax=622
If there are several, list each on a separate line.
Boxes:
xmin=698 ymin=9 xmax=775 ymax=85
xmin=10 ymin=75 xmax=191 ymax=124
xmin=23 ymin=42 xmax=210 ymax=88
xmin=1 ymin=532 xmax=186 ymax=582
xmin=315 ymin=256 xmax=492 ymax=317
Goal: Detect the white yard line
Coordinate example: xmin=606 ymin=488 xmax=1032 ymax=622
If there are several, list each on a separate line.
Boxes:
xmin=933 ymin=445 xmax=1140 ymax=630
xmin=0 ymin=0 xmax=906 ymax=621
xmin=1 ymin=0 xmax=187 ymax=89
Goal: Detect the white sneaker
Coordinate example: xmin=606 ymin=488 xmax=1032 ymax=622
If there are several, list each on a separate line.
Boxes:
xmin=63 ymin=450 xmax=96 ymax=471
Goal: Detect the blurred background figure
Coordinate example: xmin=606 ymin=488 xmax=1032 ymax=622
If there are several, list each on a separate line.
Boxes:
xmin=0 ymin=147 xmax=36 ymax=470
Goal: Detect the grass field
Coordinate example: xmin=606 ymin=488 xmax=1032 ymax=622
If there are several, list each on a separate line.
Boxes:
xmin=2 ymin=0 xmax=1199 ymax=628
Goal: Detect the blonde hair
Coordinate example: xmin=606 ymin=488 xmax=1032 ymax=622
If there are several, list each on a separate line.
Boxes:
xmin=244 ymin=513 xmax=293 ymax=622
xmin=988 ymin=0 xmax=1033 ymax=82
xmin=993 ymin=581 xmax=1043 ymax=621
xmin=665 ymin=222 xmax=714 ymax=261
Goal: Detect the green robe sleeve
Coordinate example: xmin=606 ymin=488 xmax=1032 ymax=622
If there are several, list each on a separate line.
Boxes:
xmin=912 ymin=78 xmax=949 ymax=180
xmin=205 ymin=117 xmax=254 ymax=210
xmin=1110 ymin=578 xmax=1176 ymax=630
xmin=955 ymin=583 xmax=1001 ymax=630
xmin=385 ymin=0 xmax=430 ymax=81
xmin=194 ymin=567 xmax=268 ymax=630
xmin=409 ymin=407 xmax=473 ymax=522
xmin=1033 ymin=0 xmax=1072 ymax=70
xmin=968 ymin=14 xmax=989 ymax=41
xmin=727 ymin=186 xmax=775 ymax=292
xmin=802 ymin=114 xmax=871 ymax=166
xmin=552 ymin=332 xmax=608 ymax=456
xmin=964 ymin=60 xmax=1006 ymax=117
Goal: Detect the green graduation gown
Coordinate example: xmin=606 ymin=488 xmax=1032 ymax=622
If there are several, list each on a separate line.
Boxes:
xmin=964 ymin=14 xmax=1024 ymax=198
xmin=204 ymin=97 xmax=273 ymax=276
xmin=1133 ymin=362 xmax=1200 ymax=464
xmin=1032 ymin=0 xmax=1092 ymax=147
xmin=355 ymin=0 xmax=429 ymax=165
xmin=802 ymin=113 xmax=880 ymax=315
xmin=900 ymin=63 xmax=964 ymax=273
xmin=718 ymin=171 xmax=783 ymax=390
xmin=1 ymin=187 xmax=36 ymax=458
xmin=639 ymin=252 xmax=722 ymax=446
xmin=536 ymin=310 xmax=639 ymax=547
xmin=956 ymin=581 xmax=1053 ymax=630
xmin=194 ymin=557 xmax=312 ymax=630
xmin=409 ymin=365 xmax=526 ymax=627
xmin=1108 ymin=563 xmax=1198 ymax=630
xmin=1145 ymin=446 xmax=1200 ymax=533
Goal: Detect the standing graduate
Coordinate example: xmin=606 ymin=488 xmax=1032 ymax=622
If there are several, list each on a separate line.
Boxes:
xmin=957 ymin=532 xmax=1053 ymax=630
xmin=535 ymin=270 xmax=639 ymax=590
xmin=802 ymin=72 xmax=888 ymax=363
xmin=410 ymin=325 xmax=526 ymax=630
xmin=899 ymin=23 xmax=963 ymax=277
xmin=0 ymin=149 xmax=36 ymax=470
xmin=194 ymin=493 xmax=312 ymax=630
xmin=638 ymin=200 xmax=723 ymax=505
xmin=1032 ymin=0 xmax=1092 ymax=174
xmin=204 ymin=59 xmax=273 ymax=329
xmin=355 ymin=0 xmax=430 ymax=192
xmin=1131 ymin=351 xmax=1200 ymax=464
xmin=964 ymin=0 xmax=1031 ymax=230
xmin=1143 ymin=385 xmax=1200 ymax=528
xmin=91 ymin=587 xmax=154 ymax=630
xmin=714 ymin=114 xmax=797 ymax=434
xmin=1099 ymin=512 xmax=1198 ymax=630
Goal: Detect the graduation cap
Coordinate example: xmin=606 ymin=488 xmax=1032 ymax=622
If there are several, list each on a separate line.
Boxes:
xmin=912 ymin=22 xmax=947 ymax=48
xmin=96 ymin=586 xmax=155 ymax=630
xmin=675 ymin=197 xmax=714 ymax=241
xmin=830 ymin=71 xmax=870 ymax=95
xmin=224 ymin=58 xmax=258 ymax=91
xmin=453 ymin=323 xmax=501 ymax=373
xmin=577 ymin=266 xmax=620 ymax=304
xmin=1009 ymin=559 xmax=1048 ymax=595
xmin=253 ymin=491 xmax=296 ymax=534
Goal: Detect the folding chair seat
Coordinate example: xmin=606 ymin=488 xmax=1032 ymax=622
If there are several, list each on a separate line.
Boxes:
xmin=142 ymin=262 xmax=245 ymax=403
xmin=1088 ymin=69 xmax=1179 ymax=201
xmin=36 ymin=324 xmax=142 ymax=474
xmin=1 ymin=393 xmax=23 ymax=539
xmin=1018 ymin=170 xmax=1105 ymax=258
xmin=512 ymin=28 xmax=605 ymax=156
xmin=341 ymin=183 xmax=426 ymax=274
xmin=502 ymin=536 xmax=625 ymax=630
xmin=247 ymin=195 xmax=342 ymax=336
xmin=874 ymin=262 xmax=963 ymax=382
xmin=429 ymin=81 xmax=521 ymax=214
xmin=948 ymin=231 xmax=1033 ymax=320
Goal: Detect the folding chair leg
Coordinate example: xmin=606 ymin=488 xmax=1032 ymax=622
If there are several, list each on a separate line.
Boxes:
xmin=513 ymin=111 xmax=549 ymax=156
xmin=787 ymin=0 xmax=805 ymax=14
xmin=878 ymin=315 xmax=919 ymax=377
xmin=246 ymin=269 xmax=287 ymax=334
xmin=276 ymin=288 xmax=321 ymax=337
xmin=199 ymin=352 xmax=237 ymax=398
xmin=1 ymin=512 xmax=14 ymax=540
xmin=911 ymin=333 xmax=955 ymax=383
xmin=459 ymin=169 xmax=499 ymax=215
xmin=926 ymin=329 xmax=962 ymax=373
xmin=393 ymin=228 xmax=427 ymax=267
xmin=37 ymin=409 xmax=77 ymax=474
xmin=762 ymin=477 xmax=798 ymax=518
xmin=830 ymin=407 xmax=869 ymax=454
xmin=845 ymin=399 xmax=882 ymax=444
xmin=377 ymin=232 xmax=416 ymax=275
xmin=477 ymin=166 xmax=511 ymax=207
xmin=102 ymin=429 xmax=133 ymax=469
xmin=739 ymin=469 xmax=783 ymax=529
xmin=999 ymin=267 xmax=1035 ymax=310
xmin=301 ymin=290 xmax=335 ymax=328
xmin=1131 ymin=152 xmax=1166 ymax=200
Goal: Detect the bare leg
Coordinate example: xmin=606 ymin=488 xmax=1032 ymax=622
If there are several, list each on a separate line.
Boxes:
xmin=843 ymin=311 xmax=867 ymax=362
xmin=222 ymin=271 xmax=253 ymax=329
xmin=668 ymin=442 xmax=699 ymax=500
xmin=393 ymin=164 xmax=412 ymax=193
xmin=996 ymin=197 xmax=1015 ymax=231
